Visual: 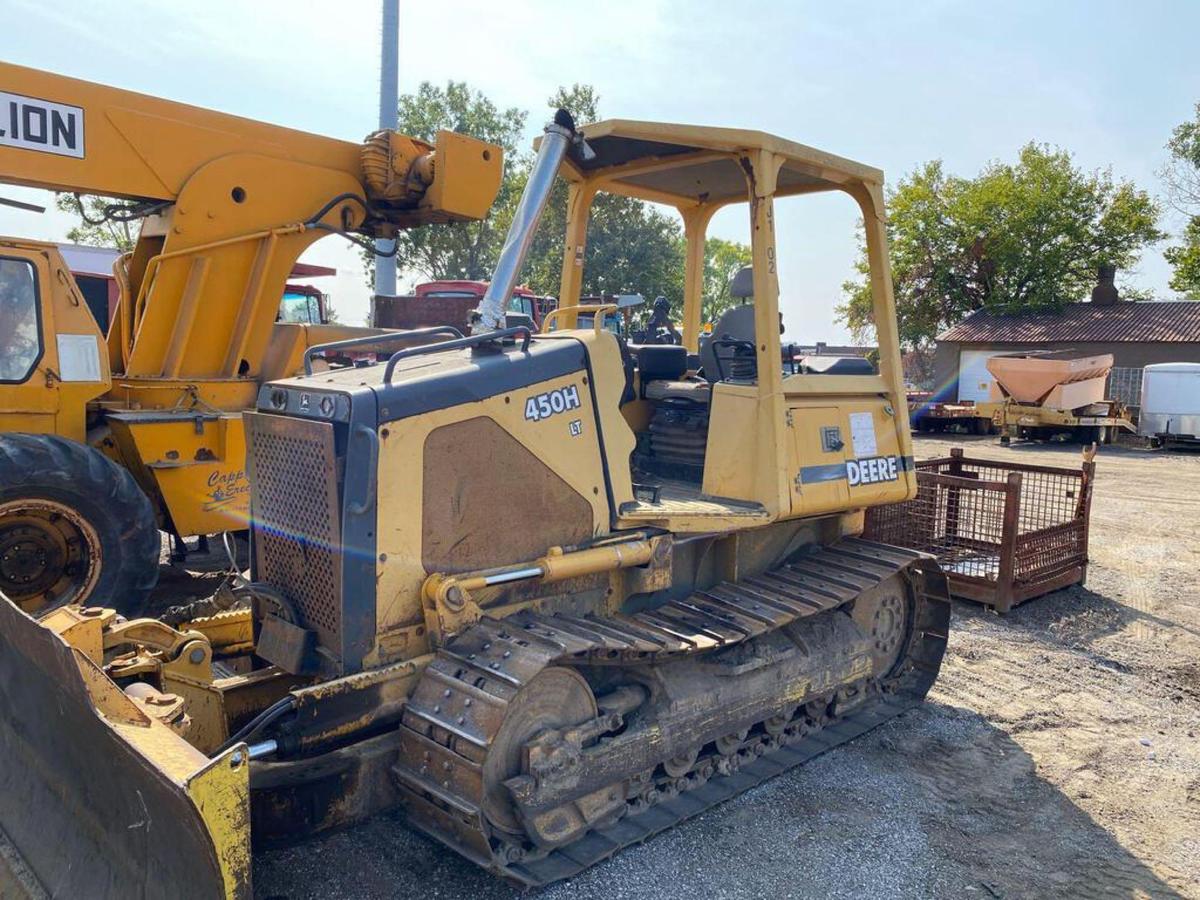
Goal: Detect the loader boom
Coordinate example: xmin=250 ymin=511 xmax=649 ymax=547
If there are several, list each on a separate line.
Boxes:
xmin=0 ymin=60 xmax=500 ymax=382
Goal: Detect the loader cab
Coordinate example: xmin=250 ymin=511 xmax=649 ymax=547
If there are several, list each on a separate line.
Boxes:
xmin=547 ymin=122 xmax=915 ymax=530
xmin=0 ymin=239 xmax=111 ymax=442
xmin=278 ymin=284 xmax=328 ymax=324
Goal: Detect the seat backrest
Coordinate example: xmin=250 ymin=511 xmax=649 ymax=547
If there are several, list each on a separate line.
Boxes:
xmin=729 ymin=266 xmax=754 ymax=300
xmin=636 ymin=344 xmax=688 ymax=382
xmin=700 ymin=304 xmax=757 ymax=381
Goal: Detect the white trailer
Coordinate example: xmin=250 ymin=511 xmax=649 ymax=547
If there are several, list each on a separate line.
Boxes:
xmin=1139 ymin=362 xmax=1200 ymax=448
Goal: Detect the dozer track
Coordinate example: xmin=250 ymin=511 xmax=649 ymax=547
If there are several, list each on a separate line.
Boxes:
xmin=393 ymin=539 xmax=950 ymax=885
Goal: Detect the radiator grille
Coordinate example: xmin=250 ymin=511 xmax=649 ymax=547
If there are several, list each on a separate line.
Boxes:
xmin=245 ymin=412 xmax=343 ymax=649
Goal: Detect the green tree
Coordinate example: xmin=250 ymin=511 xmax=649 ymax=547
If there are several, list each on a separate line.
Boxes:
xmin=1165 ymin=217 xmax=1200 ymax=298
xmin=1162 ymin=103 xmax=1200 ymax=297
xmin=1163 ymin=102 xmax=1200 ymax=213
xmin=838 ymin=144 xmax=1163 ymax=348
xmin=54 ymin=193 xmax=137 ymax=252
xmin=702 ymin=237 xmax=752 ymax=324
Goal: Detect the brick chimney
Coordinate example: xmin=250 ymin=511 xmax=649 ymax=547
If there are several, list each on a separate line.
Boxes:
xmin=1091 ymin=264 xmax=1119 ymax=306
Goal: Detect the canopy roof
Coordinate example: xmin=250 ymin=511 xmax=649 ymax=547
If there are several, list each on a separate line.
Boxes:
xmin=561 ymin=119 xmax=883 ymax=207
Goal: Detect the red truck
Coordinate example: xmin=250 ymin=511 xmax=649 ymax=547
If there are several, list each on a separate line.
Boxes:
xmin=373 ymin=280 xmax=555 ymax=332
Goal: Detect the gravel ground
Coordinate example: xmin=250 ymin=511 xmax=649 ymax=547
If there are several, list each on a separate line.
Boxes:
xmin=157 ymin=436 xmax=1200 ymax=898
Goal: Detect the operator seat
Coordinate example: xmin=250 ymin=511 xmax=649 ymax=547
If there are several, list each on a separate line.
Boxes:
xmin=700 ymin=266 xmax=758 ymax=382
xmin=636 ymin=344 xmax=711 ymax=404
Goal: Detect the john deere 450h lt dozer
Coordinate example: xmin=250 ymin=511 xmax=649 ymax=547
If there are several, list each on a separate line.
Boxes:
xmin=0 ymin=112 xmax=950 ymax=898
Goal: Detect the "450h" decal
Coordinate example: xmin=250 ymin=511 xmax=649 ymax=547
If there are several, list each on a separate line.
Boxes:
xmin=524 ymin=384 xmax=582 ymax=421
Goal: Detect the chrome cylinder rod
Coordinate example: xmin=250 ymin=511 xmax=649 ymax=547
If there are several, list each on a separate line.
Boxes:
xmin=247 ymin=739 xmax=278 ymax=761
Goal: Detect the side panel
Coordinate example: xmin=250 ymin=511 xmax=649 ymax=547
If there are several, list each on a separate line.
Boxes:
xmin=788 ymin=406 xmax=849 ymax=515
xmin=105 ymin=413 xmax=250 ymax=535
xmin=701 ymin=383 xmax=761 ymax=502
xmin=787 ymin=398 xmax=913 ymax=519
xmin=372 ymin=369 xmax=609 ymax=654
xmin=420 ymin=416 xmax=595 ymax=573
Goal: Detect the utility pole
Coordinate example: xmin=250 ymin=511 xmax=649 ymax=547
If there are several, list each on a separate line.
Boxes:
xmin=373 ymin=0 xmax=399 ymax=301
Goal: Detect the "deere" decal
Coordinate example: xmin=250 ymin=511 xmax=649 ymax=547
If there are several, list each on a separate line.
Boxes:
xmin=846 ymin=455 xmax=899 ymax=486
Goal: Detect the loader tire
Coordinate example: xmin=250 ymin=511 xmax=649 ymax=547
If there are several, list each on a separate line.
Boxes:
xmin=0 ymin=434 xmax=159 ymax=615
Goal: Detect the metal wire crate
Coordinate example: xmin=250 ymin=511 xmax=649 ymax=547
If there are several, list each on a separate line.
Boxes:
xmin=1108 ymin=366 xmax=1144 ymax=408
xmin=864 ymin=448 xmax=1095 ymax=612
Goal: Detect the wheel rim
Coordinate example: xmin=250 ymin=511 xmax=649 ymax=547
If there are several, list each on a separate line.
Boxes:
xmin=850 ymin=575 xmax=913 ymax=679
xmin=482 ymin=667 xmax=597 ymax=836
xmin=0 ymin=499 xmax=102 ymax=610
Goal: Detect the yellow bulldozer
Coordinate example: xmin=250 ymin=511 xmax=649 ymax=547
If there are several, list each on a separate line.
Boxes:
xmin=0 ymin=105 xmax=951 ymax=897
xmin=0 ymin=61 xmax=502 ymax=615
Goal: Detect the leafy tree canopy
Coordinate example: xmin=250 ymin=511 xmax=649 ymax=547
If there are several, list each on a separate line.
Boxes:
xmin=1163 ymin=103 xmax=1200 ymax=297
xmin=54 ymin=193 xmax=137 ymax=253
xmin=1163 ymin=102 xmax=1200 ymax=213
xmin=838 ymin=144 xmax=1163 ymax=348
xmin=702 ymin=237 xmax=752 ymax=324
xmin=1165 ymin=216 xmax=1200 ymax=298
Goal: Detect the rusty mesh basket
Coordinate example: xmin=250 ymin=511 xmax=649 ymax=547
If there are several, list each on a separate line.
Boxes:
xmin=863 ymin=448 xmax=1095 ymax=612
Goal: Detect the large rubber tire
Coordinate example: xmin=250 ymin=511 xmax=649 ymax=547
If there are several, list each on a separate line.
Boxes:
xmin=0 ymin=434 xmax=159 ymax=616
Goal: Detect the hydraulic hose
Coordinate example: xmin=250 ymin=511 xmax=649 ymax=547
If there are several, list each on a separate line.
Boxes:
xmin=213 ymin=695 xmax=296 ymax=757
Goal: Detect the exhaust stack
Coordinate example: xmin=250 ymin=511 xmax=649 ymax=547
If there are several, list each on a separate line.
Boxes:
xmin=471 ymin=109 xmax=585 ymax=334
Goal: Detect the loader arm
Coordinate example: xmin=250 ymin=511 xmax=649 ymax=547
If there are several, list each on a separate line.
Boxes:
xmin=0 ymin=60 xmax=502 ymax=382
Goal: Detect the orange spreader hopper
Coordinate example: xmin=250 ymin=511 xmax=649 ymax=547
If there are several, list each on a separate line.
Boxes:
xmin=987 ymin=351 xmax=1114 ymax=409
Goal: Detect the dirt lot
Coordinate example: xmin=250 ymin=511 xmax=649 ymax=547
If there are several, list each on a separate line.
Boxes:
xmin=245 ymin=435 xmax=1200 ymax=899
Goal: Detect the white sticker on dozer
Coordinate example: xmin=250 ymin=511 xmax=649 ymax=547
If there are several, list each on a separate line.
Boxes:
xmin=849 ymin=411 xmax=877 ymax=458
xmin=847 ymin=456 xmax=899 ymax=486
xmin=56 ymin=333 xmax=102 ymax=382
xmin=524 ymin=384 xmax=582 ymax=421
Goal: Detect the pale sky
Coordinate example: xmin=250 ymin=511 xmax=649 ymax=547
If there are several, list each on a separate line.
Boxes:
xmin=2 ymin=0 xmax=1196 ymax=339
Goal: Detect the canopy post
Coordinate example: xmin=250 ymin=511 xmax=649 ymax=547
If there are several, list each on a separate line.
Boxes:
xmin=680 ymin=203 xmax=718 ymax=353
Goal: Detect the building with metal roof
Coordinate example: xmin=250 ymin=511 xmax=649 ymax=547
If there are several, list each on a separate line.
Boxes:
xmin=933 ymin=299 xmax=1200 ymax=408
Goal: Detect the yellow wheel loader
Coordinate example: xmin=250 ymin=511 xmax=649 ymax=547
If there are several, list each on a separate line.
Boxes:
xmin=0 ymin=111 xmax=951 ymax=898
xmin=0 ymin=62 xmax=502 ymax=615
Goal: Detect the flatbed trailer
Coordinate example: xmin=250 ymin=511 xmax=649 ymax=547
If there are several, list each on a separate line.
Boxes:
xmin=911 ymin=400 xmax=993 ymax=434
xmin=983 ymin=351 xmax=1136 ymax=445
xmin=984 ymin=399 xmax=1135 ymax=445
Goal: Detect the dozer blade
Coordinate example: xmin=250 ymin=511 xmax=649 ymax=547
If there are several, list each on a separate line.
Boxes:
xmin=0 ymin=593 xmax=250 ymax=900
